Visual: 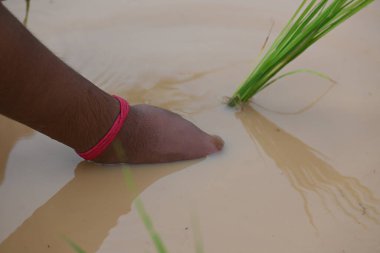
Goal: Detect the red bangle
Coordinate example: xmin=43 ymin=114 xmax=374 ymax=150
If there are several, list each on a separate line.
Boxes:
xmin=77 ymin=95 xmax=130 ymax=160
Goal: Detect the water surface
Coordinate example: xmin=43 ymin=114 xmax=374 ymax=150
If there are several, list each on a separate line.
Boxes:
xmin=1 ymin=0 xmax=380 ymax=252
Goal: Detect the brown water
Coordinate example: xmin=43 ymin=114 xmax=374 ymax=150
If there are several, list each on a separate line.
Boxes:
xmin=1 ymin=0 xmax=380 ymax=252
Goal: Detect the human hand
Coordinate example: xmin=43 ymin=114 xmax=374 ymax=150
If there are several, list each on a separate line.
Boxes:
xmin=93 ymin=104 xmax=224 ymax=164
xmin=0 ymin=5 xmax=223 ymax=165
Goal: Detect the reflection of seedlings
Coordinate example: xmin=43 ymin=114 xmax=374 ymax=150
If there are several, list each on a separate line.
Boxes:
xmin=23 ymin=0 xmax=31 ymax=26
xmin=237 ymin=105 xmax=380 ymax=228
xmin=228 ymin=0 xmax=375 ymax=106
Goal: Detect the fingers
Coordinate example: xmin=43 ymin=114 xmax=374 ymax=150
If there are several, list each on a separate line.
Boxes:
xmin=211 ymin=135 xmax=224 ymax=151
xmin=92 ymin=104 xmax=224 ymax=164
xmin=184 ymin=131 xmax=224 ymax=161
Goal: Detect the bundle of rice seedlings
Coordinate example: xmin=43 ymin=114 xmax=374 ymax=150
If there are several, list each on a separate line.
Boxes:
xmin=228 ymin=0 xmax=375 ymax=107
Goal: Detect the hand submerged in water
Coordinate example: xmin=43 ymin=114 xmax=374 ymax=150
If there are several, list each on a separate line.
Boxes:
xmin=93 ymin=104 xmax=224 ymax=164
xmin=0 ymin=4 xmax=223 ymax=164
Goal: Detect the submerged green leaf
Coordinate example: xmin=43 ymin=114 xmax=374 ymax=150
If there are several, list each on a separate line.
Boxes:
xmin=64 ymin=237 xmax=87 ymax=253
xmin=191 ymin=215 xmax=205 ymax=253
xmin=135 ymin=198 xmax=168 ymax=253
xmin=122 ymin=168 xmax=169 ymax=253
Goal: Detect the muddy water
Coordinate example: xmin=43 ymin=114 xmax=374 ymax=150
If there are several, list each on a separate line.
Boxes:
xmin=1 ymin=0 xmax=380 ymax=252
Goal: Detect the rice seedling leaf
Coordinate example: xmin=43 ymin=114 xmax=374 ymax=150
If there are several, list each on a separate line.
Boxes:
xmin=23 ymin=0 xmax=31 ymax=26
xmin=260 ymin=68 xmax=337 ymax=92
xmin=64 ymin=237 xmax=87 ymax=253
xmin=228 ymin=0 xmax=375 ymax=107
xmin=191 ymin=214 xmax=205 ymax=253
xmin=134 ymin=198 xmax=168 ymax=253
xmin=122 ymin=168 xmax=169 ymax=253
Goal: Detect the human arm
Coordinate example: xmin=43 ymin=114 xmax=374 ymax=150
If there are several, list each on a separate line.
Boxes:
xmin=0 ymin=4 xmax=223 ymax=164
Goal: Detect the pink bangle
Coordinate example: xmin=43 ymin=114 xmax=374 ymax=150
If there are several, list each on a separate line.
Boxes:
xmin=77 ymin=95 xmax=130 ymax=160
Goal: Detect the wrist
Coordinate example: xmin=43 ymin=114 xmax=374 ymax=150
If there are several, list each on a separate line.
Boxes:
xmin=76 ymin=95 xmax=130 ymax=160
xmin=70 ymin=89 xmax=120 ymax=152
xmin=91 ymin=104 xmax=139 ymax=163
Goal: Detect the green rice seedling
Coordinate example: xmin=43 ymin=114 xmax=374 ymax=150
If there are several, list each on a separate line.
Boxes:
xmin=122 ymin=168 xmax=169 ymax=253
xmin=65 ymin=166 xmax=205 ymax=253
xmin=65 ymin=168 xmax=169 ymax=253
xmin=64 ymin=237 xmax=87 ymax=253
xmin=23 ymin=0 xmax=31 ymax=26
xmin=123 ymin=168 xmax=206 ymax=253
xmin=191 ymin=214 xmax=205 ymax=253
xmin=228 ymin=0 xmax=375 ymax=107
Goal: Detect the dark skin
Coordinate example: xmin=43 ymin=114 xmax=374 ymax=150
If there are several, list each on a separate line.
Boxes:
xmin=0 ymin=4 xmax=224 ymax=164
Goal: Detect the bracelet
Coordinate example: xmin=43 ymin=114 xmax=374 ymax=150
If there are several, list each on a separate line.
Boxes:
xmin=77 ymin=95 xmax=130 ymax=160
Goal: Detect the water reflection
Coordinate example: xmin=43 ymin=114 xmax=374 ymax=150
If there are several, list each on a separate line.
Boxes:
xmin=252 ymin=80 xmax=336 ymax=115
xmin=236 ymin=105 xmax=379 ymax=228
xmin=0 ymin=160 xmax=199 ymax=253
xmin=0 ymin=116 xmax=33 ymax=185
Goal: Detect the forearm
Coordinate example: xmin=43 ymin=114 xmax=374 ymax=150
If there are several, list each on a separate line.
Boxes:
xmin=0 ymin=4 xmax=118 ymax=152
xmin=0 ymin=4 xmax=223 ymax=164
